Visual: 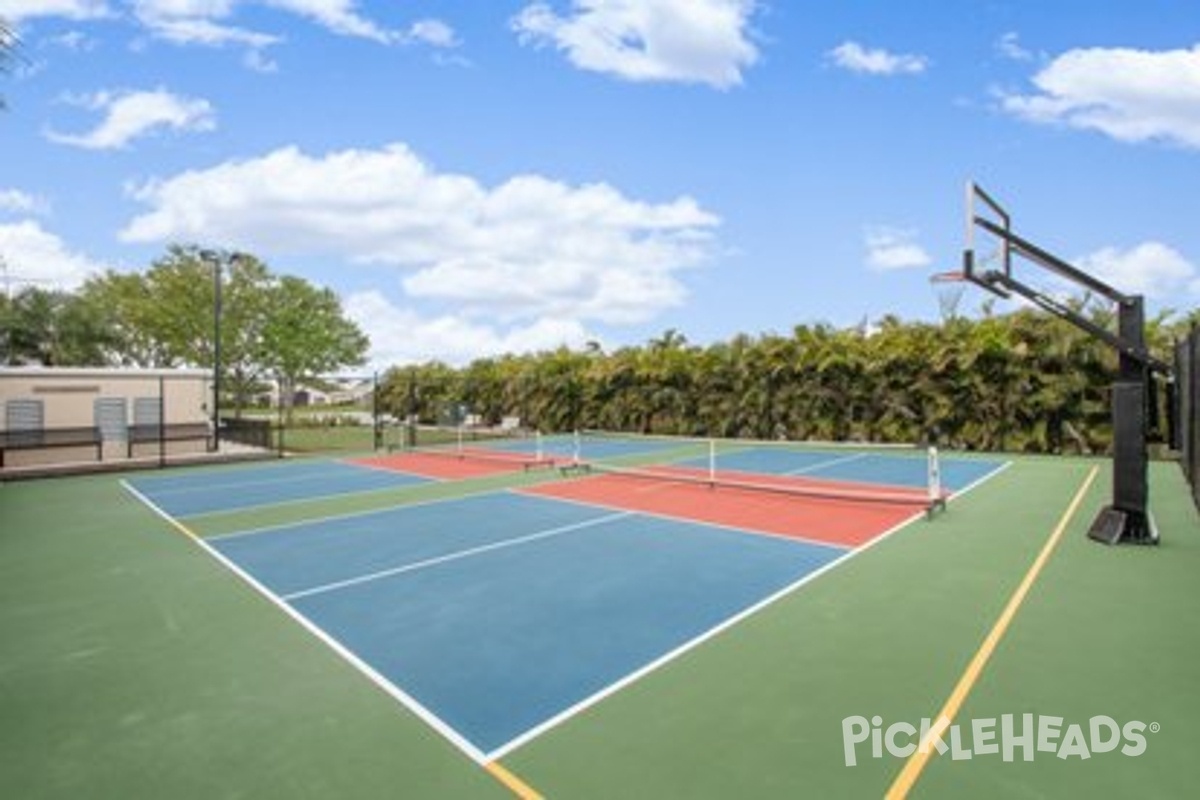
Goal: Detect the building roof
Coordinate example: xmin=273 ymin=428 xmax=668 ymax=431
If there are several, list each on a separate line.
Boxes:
xmin=0 ymin=366 xmax=211 ymax=379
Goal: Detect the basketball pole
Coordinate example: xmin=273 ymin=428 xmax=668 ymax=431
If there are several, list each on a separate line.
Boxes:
xmin=959 ymin=181 xmax=1168 ymax=545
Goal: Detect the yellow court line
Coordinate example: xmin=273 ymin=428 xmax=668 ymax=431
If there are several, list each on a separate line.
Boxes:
xmin=883 ymin=465 xmax=1100 ymax=800
xmin=162 ymin=513 xmax=200 ymax=539
xmin=484 ymin=760 xmax=544 ymax=800
xmin=122 ymin=480 xmax=200 ymax=539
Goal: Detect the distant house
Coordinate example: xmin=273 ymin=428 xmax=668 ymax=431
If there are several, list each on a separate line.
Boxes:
xmin=328 ymin=380 xmax=375 ymax=405
xmin=292 ymin=387 xmax=331 ymax=407
xmin=262 ymin=378 xmax=375 ymax=408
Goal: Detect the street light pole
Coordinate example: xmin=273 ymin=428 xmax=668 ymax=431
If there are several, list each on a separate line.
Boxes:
xmin=201 ymin=250 xmax=222 ymax=452
xmin=1 ymin=255 xmax=10 ymax=365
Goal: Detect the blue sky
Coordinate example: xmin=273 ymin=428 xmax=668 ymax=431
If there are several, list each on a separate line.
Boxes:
xmin=1 ymin=1 xmax=1198 ymax=367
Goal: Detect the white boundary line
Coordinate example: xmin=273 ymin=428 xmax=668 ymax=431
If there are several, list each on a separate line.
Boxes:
xmin=944 ymin=459 xmax=1013 ymax=503
xmin=782 ymin=451 xmax=871 ymax=476
xmin=343 ymin=456 xmax=448 ymax=483
xmin=485 ymin=506 xmax=926 ymax=761
xmin=207 ymin=484 xmax=526 ymax=543
xmin=121 ymin=457 xmax=1015 ymax=767
xmin=176 ymin=473 xmax=447 ymax=524
xmin=132 ymin=463 xmax=358 ymax=497
xmin=282 ymin=511 xmax=633 ymax=601
xmin=514 ymin=487 xmax=855 ymax=553
xmin=487 ymin=457 xmax=1015 ymax=759
xmin=120 ymin=479 xmax=491 ymax=766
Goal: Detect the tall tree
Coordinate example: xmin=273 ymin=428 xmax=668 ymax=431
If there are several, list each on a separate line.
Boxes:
xmin=82 ymin=246 xmax=217 ymax=368
xmin=2 ymin=287 xmax=116 ymax=366
xmin=81 ymin=246 xmax=368 ymax=417
xmin=214 ymin=253 xmax=275 ymax=416
xmin=260 ymin=275 xmax=369 ymax=420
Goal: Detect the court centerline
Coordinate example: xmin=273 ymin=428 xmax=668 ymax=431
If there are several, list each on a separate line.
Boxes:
xmin=782 ymin=451 xmax=871 ymax=476
xmin=280 ymin=510 xmax=634 ymax=601
xmin=486 ymin=504 xmax=928 ymax=761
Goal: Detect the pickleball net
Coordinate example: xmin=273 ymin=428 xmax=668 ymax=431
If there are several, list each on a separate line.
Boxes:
xmin=399 ymin=424 xmax=558 ymax=471
xmin=569 ymin=433 xmax=947 ymax=514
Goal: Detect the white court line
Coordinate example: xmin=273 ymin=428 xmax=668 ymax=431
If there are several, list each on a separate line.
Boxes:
xmin=782 ymin=451 xmax=871 ymax=476
xmin=487 ymin=455 xmax=1015 ymax=759
xmin=119 ymin=479 xmax=491 ymax=765
xmin=123 ymin=457 xmax=1015 ymax=766
xmin=514 ymin=488 xmax=853 ymax=553
xmin=485 ymin=505 xmax=926 ymax=761
xmin=130 ymin=463 xmax=353 ymax=497
xmin=945 ymin=459 xmax=1014 ymax=501
xmin=207 ymin=485 xmax=531 ymax=543
xmin=282 ymin=511 xmax=633 ymax=602
xmin=172 ymin=473 xmax=437 ymax=522
xmin=346 ymin=457 xmax=447 ymax=482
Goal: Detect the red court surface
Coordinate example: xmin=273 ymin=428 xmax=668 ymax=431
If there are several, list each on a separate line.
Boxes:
xmin=351 ymin=451 xmax=534 ymax=480
xmin=522 ymin=467 xmax=930 ymax=548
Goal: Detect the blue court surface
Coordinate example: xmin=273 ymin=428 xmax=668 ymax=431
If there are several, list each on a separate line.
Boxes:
xmin=682 ymin=447 xmax=1006 ymax=491
xmin=128 ymin=460 xmax=429 ymax=517
xmin=208 ymin=491 xmax=849 ymax=758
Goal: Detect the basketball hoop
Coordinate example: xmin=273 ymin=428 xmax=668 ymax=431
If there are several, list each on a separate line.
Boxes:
xmin=929 ymin=270 xmax=968 ymax=322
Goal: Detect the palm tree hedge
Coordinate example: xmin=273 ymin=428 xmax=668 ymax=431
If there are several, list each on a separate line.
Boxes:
xmin=380 ymin=306 xmax=1194 ymax=455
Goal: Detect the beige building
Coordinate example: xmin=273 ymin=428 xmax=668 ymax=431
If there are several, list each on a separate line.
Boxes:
xmin=0 ymin=367 xmax=213 ymax=470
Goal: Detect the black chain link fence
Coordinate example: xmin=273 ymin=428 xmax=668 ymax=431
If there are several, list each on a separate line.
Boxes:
xmin=1175 ymin=326 xmax=1199 ymax=510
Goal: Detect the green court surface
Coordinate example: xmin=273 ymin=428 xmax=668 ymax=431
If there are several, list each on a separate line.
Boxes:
xmin=1 ymin=452 xmax=1197 ymax=799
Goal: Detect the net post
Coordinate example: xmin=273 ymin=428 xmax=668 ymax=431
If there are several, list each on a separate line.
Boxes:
xmin=535 ymin=430 xmax=544 ymax=462
xmin=927 ymin=445 xmax=945 ymax=516
xmin=708 ymin=439 xmax=717 ymax=486
xmin=573 ymin=429 xmax=582 ymax=466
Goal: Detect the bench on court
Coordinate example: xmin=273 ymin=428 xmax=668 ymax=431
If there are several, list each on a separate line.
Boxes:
xmin=127 ymin=422 xmax=213 ymax=457
xmin=0 ymin=427 xmax=103 ymax=468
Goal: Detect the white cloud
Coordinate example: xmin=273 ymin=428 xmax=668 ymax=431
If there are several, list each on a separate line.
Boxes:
xmin=6 ymin=2 xmax=445 ymax=59
xmin=405 ymin=18 xmax=458 ymax=49
xmin=126 ymin=1 xmax=396 ymax=47
xmin=0 ymin=1 xmax=111 ymax=23
xmin=256 ymin=0 xmax=393 ymax=43
xmin=136 ymin=14 xmax=281 ymax=49
xmin=40 ymin=30 xmax=100 ymax=51
xmin=1076 ymin=242 xmax=1198 ymax=300
xmin=0 ymin=188 xmax=48 ymax=215
xmin=828 ymin=41 xmax=928 ymax=76
xmin=995 ymin=31 xmax=1034 ymax=62
xmin=345 ymin=290 xmax=594 ymax=366
xmin=45 ymin=87 xmax=216 ymax=150
xmin=120 ymin=142 xmax=720 ymax=326
xmin=0 ymin=220 xmax=107 ymax=289
xmin=999 ymin=44 xmax=1200 ymax=148
xmin=863 ymin=226 xmax=931 ymax=271
xmin=512 ymin=0 xmax=760 ymax=89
